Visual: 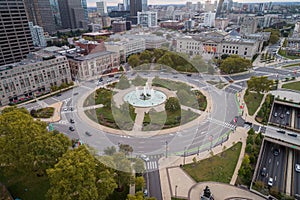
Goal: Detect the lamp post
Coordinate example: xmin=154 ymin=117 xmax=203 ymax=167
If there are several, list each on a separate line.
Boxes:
xmin=175 ymin=185 xmax=178 ymax=199
xmin=183 ymin=147 xmax=187 ymax=166
xmin=209 ymin=135 xmax=213 ymax=150
xmin=165 ymin=141 xmax=168 ymax=158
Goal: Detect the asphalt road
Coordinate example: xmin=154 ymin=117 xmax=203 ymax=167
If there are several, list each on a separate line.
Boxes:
xmin=145 ymin=170 xmax=162 ymax=200
xmin=257 ymin=141 xmax=287 ymax=193
xmin=270 ymin=103 xmax=292 ymax=128
xmin=294 ymin=149 xmax=300 ymax=196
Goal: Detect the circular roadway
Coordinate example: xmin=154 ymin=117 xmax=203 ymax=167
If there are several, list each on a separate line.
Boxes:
xmin=50 ymin=71 xmax=239 ymax=158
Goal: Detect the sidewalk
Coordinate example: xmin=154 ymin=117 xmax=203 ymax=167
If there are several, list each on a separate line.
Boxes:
xmin=158 ymin=127 xmax=248 ymax=200
xmin=39 ymin=101 xmax=62 ymax=123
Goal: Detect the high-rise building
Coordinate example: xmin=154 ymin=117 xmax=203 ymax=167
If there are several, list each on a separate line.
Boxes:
xmin=130 ymin=0 xmax=142 ymax=16
xmin=81 ymin=0 xmax=88 ymax=22
xmin=204 ymin=12 xmax=216 ymax=27
xmin=137 ymin=11 xmax=157 ymax=27
xmin=23 ymin=0 xmax=56 ymax=34
xmin=96 ymin=1 xmax=108 ymax=16
xmin=216 ymin=0 xmax=224 ymax=18
xmin=0 ymin=0 xmax=34 ymax=66
xmin=29 ymin=22 xmax=47 ymax=47
xmin=142 ymin=0 xmax=148 ymax=11
xmin=124 ymin=0 xmax=130 ymax=11
xmin=58 ymin=0 xmax=87 ymax=29
xmin=49 ymin=0 xmax=62 ymax=28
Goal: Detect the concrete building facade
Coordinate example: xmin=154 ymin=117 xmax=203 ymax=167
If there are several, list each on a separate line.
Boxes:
xmin=137 ymin=11 xmax=158 ymax=27
xmin=0 ymin=51 xmax=72 ymax=106
xmin=203 ymin=12 xmax=216 ymax=27
xmin=0 ymin=0 xmax=34 ymax=66
xmin=112 ymin=21 xmax=127 ymax=33
xmin=29 ymin=22 xmax=47 ymax=47
xmin=58 ymin=0 xmax=87 ymax=29
xmin=96 ymin=1 xmax=108 ymax=16
xmin=105 ymin=38 xmax=145 ymax=62
xmin=176 ymin=31 xmax=261 ymax=59
xmin=24 ymin=0 xmax=56 ymax=34
xmin=67 ymin=51 xmax=120 ymax=80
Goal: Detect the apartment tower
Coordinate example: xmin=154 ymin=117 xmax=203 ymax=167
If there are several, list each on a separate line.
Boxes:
xmin=0 ymin=0 xmax=34 ymax=66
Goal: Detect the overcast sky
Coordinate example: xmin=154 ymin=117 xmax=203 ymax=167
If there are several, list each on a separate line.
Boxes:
xmin=87 ymin=0 xmax=300 ymax=6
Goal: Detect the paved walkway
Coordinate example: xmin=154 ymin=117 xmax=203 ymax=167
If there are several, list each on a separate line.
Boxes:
xmin=189 ymin=182 xmax=265 ymax=200
xmin=75 ymin=78 xmax=213 ymax=137
xmin=159 ymin=127 xmax=249 ymax=200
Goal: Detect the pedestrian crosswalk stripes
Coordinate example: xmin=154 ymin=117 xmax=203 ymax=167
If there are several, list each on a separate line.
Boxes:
xmin=207 ymin=117 xmax=236 ymax=130
xmin=146 ymin=161 xmax=158 ymax=170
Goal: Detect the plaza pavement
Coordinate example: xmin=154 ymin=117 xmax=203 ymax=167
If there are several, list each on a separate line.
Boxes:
xmin=158 ymin=127 xmax=252 ymax=200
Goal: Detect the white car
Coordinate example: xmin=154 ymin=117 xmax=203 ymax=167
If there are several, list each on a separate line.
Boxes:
xmin=268 ymin=177 xmax=273 ymax=187
xmin=140 ymin=154 xmax=150 ymax=162
xmin=296 ymin=164 xmax=300 ymax=172
xmin=63 ymin=107 xmax=68 ymax=111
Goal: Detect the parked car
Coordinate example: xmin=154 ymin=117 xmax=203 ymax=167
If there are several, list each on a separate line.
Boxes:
xmin=69 ymin=126 xmax=75 ymax=131
xmin=268 ymin=177 xmax=273 ymax=187
xmin=296 ymin=164 xmax=300 ymax=172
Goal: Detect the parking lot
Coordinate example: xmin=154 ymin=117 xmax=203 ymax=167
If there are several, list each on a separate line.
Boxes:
xmin=270 ymin=103 xmax=292 ymax=128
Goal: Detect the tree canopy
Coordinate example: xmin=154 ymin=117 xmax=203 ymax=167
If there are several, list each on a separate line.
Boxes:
xmin=263 ymin=28 xmax=280 ymax=44
xmin=47 ymin=146 xmax=117 ymax=200
xmin=247 ymin=76 xmax=274 ymax=94
xmin=219 ymin=55 xmax=252 ymax=74
xmin=165 ymin=97 xmax=181 ymax=112
xmin=0 ymin=107 xmax=71 ymax=176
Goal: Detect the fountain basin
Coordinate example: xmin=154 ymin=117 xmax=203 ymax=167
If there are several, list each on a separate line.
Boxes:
xmin=124 ymin=89 xmax=167 ymax=108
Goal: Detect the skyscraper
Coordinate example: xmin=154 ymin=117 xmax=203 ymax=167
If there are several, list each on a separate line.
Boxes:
xmin=29 ymin=22 xmax=47 ymax=47
xmin=23 ymin=0 xmax=56 ymax=33
xmin=216 ymin=0 xmax=224 ymax=18
xmin=58 ymin=0 xmax=86 ymax=29
xmin=142 ymin=0 xmax=148 ymax=11
xmin=96 ymin=1 xmax=108 ymax=16
xmin=130 ymin=0 xmax=142 ymax=16
xmin=0 ymin=0 xmax=34 ymax=66
xmin=49 ymin=0 xmax=62 ymax=28
xmin=81 ymin=0 xmax=88 ymax=22
xmin=124 ymin=0 xmax=130 ymax=11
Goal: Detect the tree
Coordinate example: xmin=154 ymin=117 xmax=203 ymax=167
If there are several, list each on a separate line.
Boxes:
xmin=0 ymin=108 xmax=71 ymax=176
xmin=128 ymin=54 xmax=140 ymax=67
xmin=112 ymin=152 xmax=132 ymax=189
xmin=247 ymin=76 xmax=274 ymax=94
xmin=134 ymin=159 xmax=145 ymax=174
xmin=165 ymin=97 xmax=181 ymax=112
xmin=47 ymin=146 xmax=117 ymax=200
xmin=219 ymin=55 xmax=252 ymax=74
xmin=104 ymin=146 xmax=117 ymax=156
xmin=135 ymin=176 xmax=145 ymax=191
xmin=140 ymin=50 xmax=152 ymax=61
xmin=119 ymin=144 xmax=133 ymax=156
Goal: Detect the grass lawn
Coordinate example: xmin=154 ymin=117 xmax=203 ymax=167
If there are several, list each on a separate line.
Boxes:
xmin=244 ymin=91 xmax=264 ymax=116
xmin=278 ymin=49 xmax=300 ymax=60
xmin=183 ymin=142 xmax=242 ymax=183
xmin=143 ymin=109 xmax=199 ymax=131
xmin=282 ymin=81 xmax=300 ymax=91
xmin=0 ymin=167 xmax=49 ymax=200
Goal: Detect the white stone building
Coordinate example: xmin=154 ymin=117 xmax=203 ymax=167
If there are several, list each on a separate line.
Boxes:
xmin=0 ymin=51 xmax=72 ymax=106
xmin=203 ymin=12 xmax=216 ymax=27
xmin=67 ymin=51 xmax=120 ymax=81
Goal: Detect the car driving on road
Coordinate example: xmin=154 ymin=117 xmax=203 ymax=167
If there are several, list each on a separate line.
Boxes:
xmin=268 ymin=177 xmax=273 ymax=187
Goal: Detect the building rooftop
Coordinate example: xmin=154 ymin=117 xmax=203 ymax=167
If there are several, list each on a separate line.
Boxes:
xmin=67 ymin=51 xmax=115 ymax=61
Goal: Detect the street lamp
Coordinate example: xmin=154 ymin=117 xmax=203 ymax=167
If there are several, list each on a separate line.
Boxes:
xmin=175 ymin=185 xmax=178 ymax=199
xmin=165 ymin=141 xmax=168 ymax=158
xmin=209 ymin=135 xmax=213 ymax=150
xmin=183 ymin=147 xmax=187 ymax=166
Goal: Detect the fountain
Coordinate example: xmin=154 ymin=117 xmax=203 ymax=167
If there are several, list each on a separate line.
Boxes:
xmin=124 ymin=81 xmax=167 ymax=108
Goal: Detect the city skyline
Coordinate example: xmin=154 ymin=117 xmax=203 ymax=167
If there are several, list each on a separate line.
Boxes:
xmin=87 ymin=0 xmax=300 ymax=7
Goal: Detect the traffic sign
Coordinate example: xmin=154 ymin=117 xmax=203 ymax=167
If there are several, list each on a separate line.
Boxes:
xmin=49 ymin=123 xmax=54 ymax=131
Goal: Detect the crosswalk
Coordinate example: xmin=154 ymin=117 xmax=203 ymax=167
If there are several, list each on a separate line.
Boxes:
xmin=207 ymin=117 xmax=236 ymax=130
xmin=145 ymin=161 xmax=158 ymax=171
